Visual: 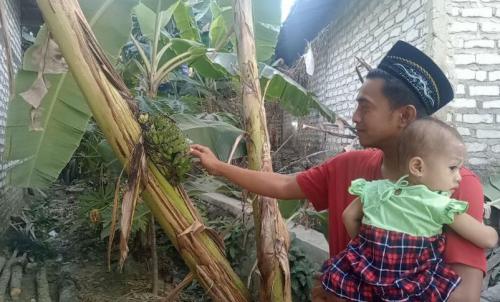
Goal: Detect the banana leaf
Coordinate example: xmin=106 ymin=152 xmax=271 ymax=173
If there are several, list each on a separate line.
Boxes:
xmin=170 ymin=38 xmax=228 ymax=78
xmin=278 ymin=199 xmax=305 ymax=219
xmin=5 ymin=0 xmax=139 ymax=188
xmin=141 ymin=0 xmax=280 ymax=61
xmin=210 ymin=0 xmax=280 ymax=61
xmin=209 ymin=1 xmax=232 ymax=49
xmin=142 ymin=0 xmax=177 ymax=13
xmin=172 ymin=1 xmax=201 ymax=41
xmin=208 ymin=52 xmax=336 ymax=122
xmin=172 ymin=113 xmax=245 ymax=161
xmin=134 ymin=2 xmax=174 ymax=40
xmin=139 ymin=0 xmax=200 ymax=41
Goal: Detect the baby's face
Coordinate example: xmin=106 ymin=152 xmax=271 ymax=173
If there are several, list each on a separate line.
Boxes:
xmin=419 ymin=142 xmax=466 ymax=193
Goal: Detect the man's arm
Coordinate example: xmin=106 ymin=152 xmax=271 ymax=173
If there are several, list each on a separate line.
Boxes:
xmin=190 ymin=144 xmax=306 ymax=200
xmin=448 ymin=264 xmax=483 ymax=302
xmin=446 ymin=170 xmax=488 ymax=302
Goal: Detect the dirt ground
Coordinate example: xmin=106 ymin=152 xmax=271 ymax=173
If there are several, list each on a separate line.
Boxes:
xmin=0 ymin=183 xmax=209 ymax=302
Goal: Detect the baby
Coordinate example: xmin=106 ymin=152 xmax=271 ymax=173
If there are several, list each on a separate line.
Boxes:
xmin=321 ymin=117 xmax=498 ymax=301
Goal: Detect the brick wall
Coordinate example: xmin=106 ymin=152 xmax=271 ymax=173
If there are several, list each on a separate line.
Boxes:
xmin=0 ymin=0 xmax=24 ymax=232
xmin=292 ymin=0 xmax=429 ymax=153
xmin=288 ymin=0 xmax=500 ymax=178
xmin=446 ymin=0 xmax=500 ymax=177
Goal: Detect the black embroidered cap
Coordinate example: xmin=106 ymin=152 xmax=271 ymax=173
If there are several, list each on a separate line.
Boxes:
xmin=378 ymin=40 xmax=454 ymax=115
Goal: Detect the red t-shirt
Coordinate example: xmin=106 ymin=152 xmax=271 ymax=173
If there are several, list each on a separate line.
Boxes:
xmin=296 ymin=149 xmax=486 ymax=273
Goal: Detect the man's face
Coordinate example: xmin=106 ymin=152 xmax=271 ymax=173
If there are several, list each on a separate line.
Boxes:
xmin=419 ymin=142 xmax=465 ymax=193
xmin=352 ymin=78 xmax=402 ymax=148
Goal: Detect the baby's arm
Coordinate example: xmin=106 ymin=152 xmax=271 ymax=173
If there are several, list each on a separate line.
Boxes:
xmin=342 ymin=197 xmax=363 ymax=239
xmin=448 ymin=213 xmax=498 ymax=249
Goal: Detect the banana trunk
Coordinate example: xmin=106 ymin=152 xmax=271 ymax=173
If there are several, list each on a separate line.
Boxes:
xmin=234 ymin=0 xmax=292 ymax=301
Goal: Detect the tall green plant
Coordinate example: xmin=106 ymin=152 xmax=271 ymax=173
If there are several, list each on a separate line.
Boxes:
xmin=6 ymin=0 xmax=139 ymax=188
xmin=36 ymin=0 xmax=250 ymax=300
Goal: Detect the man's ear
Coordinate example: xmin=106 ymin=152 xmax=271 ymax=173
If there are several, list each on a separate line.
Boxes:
xmin=399 ymin=105 xmax=417 ymax=128
xmin=408 ymin=156 xmax=424 ymax=176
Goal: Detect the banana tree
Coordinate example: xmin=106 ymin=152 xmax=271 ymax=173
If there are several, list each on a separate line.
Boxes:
xmin=5 ymin=1 xmax=243 ymax=191
xmin=35 ymin=0 xmax=250 ymax=300
xmin=6 ymin=0 xmax=334 ymax=190
xmin=233 ymin=0 xmax=291 ymax=300
xmin=6 ymin=0 xmax=139 ymax=188
xmin=7 ymin=0 xmax=336 ymax=299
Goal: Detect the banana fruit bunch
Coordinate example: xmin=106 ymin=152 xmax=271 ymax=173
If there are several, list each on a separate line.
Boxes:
xmin=138 ymin=113 xmax=191 ymax=184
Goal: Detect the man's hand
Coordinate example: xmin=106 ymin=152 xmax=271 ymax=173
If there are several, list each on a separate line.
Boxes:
xmin=190 ymin=144 xmax=305 ymax=200
xmin=190 ymin=144 xmax=223 ymax=176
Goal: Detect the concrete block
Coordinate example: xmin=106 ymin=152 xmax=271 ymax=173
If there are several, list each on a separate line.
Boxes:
xmin=200 ymin=193 xmax=330 ymax=266
xmin=455 ymin=68 xmax=475 ymax=80
xmin=476 ymin=70 xmax=488 ymax=81
xmin=482 ymin=22 xmax=500 ymax=33
xmin=415 ymin=12 xmax=425 ymax=24
xmin=379 ymin=10 xmax=389 ymax=22
xmin=456 ymin=84 xmax=466 ymax=95
xmin=461 ymin=8 xmax=493 ymax=17
xmin=379 ymin=33 xmax=390 ymax=44
xmin=402 ymin=18 xmax=415 ymax=32
xmin=384 ymin=18 xmax=396 ymax=30
xmin=476 ymin=54 xmax=500 ymax=64
xmin=408 ymin=1 xmax=421 ymax=14
xmin=457 ymin=127 xmax=471 ymax=136
xmin=464 ymin=40 xmax=495 ymax=48
xmin=483 ymin=100 xmax=500 ymax=108
xmin=466 ymin=142 xmax=487 ymax=152
xmin=492 ymin=145 xmax=500 ymax=153
xmin=406 ymin=29 xmax=419 ymax=42
xmin=449 ymin=22 xmax=478 ymax=32
xmin=469 ymin=158 xmax=489 ymax=165
xmin=455 ymin=54 xmax=475 ymax=65
xmin=390 ymin=27 xmax=402 ymax=38
xmin=463 ymin=114 xmax=494 ymax=123
xmin=373 ymin=26 xmax=384 ymax=37
xmin=395 ymin=8 xmax=408 ymax=23
xmin=449 ymin=98 xmax=476 ymax=108
xmin=451 ymin=39 xmax=464 ymax=48
xmin=489 ymin=71 xmax=500 ymax=81
xmin=287 ymin=223 xmax=329 ymax=265
xmin=477 ymin=129 xmax=500 ymax=138
xmin=469 ymin=85 xmax=500 ymax=96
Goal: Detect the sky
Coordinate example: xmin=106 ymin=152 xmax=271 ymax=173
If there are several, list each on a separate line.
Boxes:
xmin=281 ymin=0 xmax=296 ymax=22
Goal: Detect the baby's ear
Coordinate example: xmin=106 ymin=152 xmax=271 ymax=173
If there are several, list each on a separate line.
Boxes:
xmin=408 ymin=156 xmax=424 ymax=177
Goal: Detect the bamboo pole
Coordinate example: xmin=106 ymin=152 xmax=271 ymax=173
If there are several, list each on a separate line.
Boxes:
xmin=234 ymin=0 xmax=292 ymax=301
xmin=35 ymin=1 xmax=249 ymax=301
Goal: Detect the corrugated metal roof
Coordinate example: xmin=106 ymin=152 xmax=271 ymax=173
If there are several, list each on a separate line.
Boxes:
xmin=275 ymin=0 xmax=337 ymax=66
xmin=20 ymin=0 xmax=43 ymax=31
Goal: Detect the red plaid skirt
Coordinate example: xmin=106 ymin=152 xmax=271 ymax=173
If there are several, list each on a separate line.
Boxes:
xmin=321 ymin=224 xmax=460 ymax=301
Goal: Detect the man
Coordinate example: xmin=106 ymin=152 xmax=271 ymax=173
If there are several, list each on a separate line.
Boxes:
xmin=190 ymin=41 xmax=485 ymax=301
